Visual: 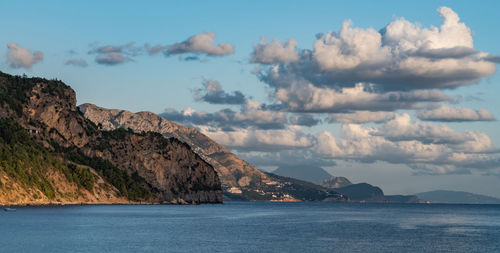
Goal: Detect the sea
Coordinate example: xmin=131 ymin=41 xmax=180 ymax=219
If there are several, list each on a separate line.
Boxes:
xmin=1 ymin=202 xmax=499 ymax=253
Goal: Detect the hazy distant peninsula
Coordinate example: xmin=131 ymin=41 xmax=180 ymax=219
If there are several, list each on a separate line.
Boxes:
xmin=416 ymin=190 xmax=500 ymax=204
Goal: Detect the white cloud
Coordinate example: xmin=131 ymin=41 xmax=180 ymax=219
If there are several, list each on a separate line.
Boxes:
xmin=201 ymin=125 xmax=314 ymax=151
xmin=417 ymin=104 xmax=495 ymax=122
xmin=6 ymin=43 xmax=43 ymax=69
xmin=328 ymin=111 xmax=395 ymax=123
xmin=313 ymin=113 xmax=498 ymax=174
xmin=161 ymin=99 xmax=288 ymax=130
xmin=251 ymin=37 xmax=299 ymax=64
xmin=257 ymin=7 xmax=496 ymax=93
xmin=273 ymin=81 xmax=451 ymax=113
xmin=166 ymin=32 xmax=234 ymax=56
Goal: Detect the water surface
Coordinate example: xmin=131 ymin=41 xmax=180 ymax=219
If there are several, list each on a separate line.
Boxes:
xmin=1 ymin=202 xmax=499 ymax=252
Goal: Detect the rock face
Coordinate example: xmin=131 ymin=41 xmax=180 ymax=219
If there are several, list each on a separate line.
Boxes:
xmin=321 ymin=176 xmax=353 ymax=189
xmin=0 ymin=72 xmax=222 ymax=205
xmin=79 ymin=104 xmax=299 ymax=201
xmin=79 ymin=103 xmax=350 ymax=202
xmin=82 ymin=132 xmax=221 ymax=203
xmin=79 ymin=103 xmax=266 ymax=189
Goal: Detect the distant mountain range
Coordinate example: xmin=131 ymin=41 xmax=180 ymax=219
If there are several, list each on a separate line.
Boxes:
xmin=334 ymin=183 xmax=386 ymax=202
xmin=80 ymin=103 xmax=346 ymax=202
xmin=416 ymin=190 xmax=500 ymax=204
xmin=321 ymin=177 xmax=424 ymax=203
xmin=272 ymin=165 xmax=332 ymax=185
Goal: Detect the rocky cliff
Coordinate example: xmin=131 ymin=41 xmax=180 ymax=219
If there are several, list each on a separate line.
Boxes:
xmin=320 ymin=176 xmax=352 ymax=189
xmin=0 ymin=72 xmax=222 ymax=205
xmin=79 ymin=103 xmax=265 ymax=190
xmin=79 ymin=103 xmax=347 ymax=202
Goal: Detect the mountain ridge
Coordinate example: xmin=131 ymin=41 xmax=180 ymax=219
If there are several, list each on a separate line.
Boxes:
xmin=79 ymin=103 xmax=347 ymax=202
xmin=0 ymin=71 xmax=222 ymax=205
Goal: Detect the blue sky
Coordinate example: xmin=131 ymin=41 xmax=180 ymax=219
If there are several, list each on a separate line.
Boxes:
xmin=1 ymin=0 xmax=500 ymax=197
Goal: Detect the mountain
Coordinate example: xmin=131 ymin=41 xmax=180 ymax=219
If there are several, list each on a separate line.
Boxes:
xmin=334 ymin=183 xmax=386 ymax=202
xmin=416 ymin=190 xmax=500 ymax=204
xmin=0 ymin=72 xmax=222 ymax=205
xmin=79 ymin=103 xmax=347 ymax=202
xmin=264 ymin=173 xmax=348 ymax=202
xmin=272 ymin=165 xmax=332 ymax=184
xmin=321 ymin=176 xmax=423 ymax=203
xmin=320 ymin=176 xmax=352 ymax=189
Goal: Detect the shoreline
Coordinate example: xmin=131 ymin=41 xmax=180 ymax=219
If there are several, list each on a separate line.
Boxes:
xmin=0 ymin=200 xmax=224 ymax=207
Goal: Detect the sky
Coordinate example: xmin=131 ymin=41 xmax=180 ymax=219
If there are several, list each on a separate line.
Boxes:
xmin=1 ymin=0 xmax=500 ymax=197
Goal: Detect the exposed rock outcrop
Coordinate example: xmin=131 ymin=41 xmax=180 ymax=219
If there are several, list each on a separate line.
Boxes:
xmin=0 ymin=72 xmax=222 ymax=205
xmin=78 ymin=103 xmax=349 ymax=202
xmin=320 ymin=176 xmax=352 ymax=189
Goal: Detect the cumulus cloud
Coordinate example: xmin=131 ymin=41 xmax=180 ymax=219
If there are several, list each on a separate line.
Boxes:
xmin=193 ymin=79 xmax=246 ymax=105
xmin=377 ymin=114 xmax=494 ymax=149
xmin=313 ymin=114 xmax=499 ymax=174
xmin=255 ymin=7 xmax=496 ymax=94
xmin=88 ymin=42 xmax=140 ymax=65
xmin=251 ymin=37 xmax=299 ymax=64
xmin=200 ymin=125 xmax=315 ymax=151
xmin=6 ymin=43 xmax=43 ymax=69
xmin=200 ymin=112 xmax=500 ymax=174
xmin=65 ymin=58 xmax=88 ymax=67
xmin=417 ymin=105 xmax=495 ymax=122
xmin=165 ymin=32 xmax=234 ymax=56
xmin=272 ymin=81 xmax=452 ymax=113
xmin=161 ymin=100 xmax=288 ymax=130
xmin=328 ymin=111 xmax=395 ymax=123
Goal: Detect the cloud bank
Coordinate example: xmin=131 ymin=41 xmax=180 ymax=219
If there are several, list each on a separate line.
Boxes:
xmin=417 ymin=105 xmax=495 ymax=122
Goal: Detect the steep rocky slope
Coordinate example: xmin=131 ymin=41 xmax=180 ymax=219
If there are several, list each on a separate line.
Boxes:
xmin=79 ymin=103 xmax=347 ymax=202
xmin=79 ymin=103 xmax=264 ymax=190
xmin=0 ymin=72 xmax=222 ymax=205
xmin=320 ymin=176 xmax=352 ymax=189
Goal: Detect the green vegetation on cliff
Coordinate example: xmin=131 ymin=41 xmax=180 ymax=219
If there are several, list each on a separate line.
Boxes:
xmin=63 ymin=148 xmax=153 ymax=201
xmin=0 ymin=73 xmax=68 ymax=117
xmin=0 ymin=118 xmax=81 ymax=198
xmin=0 ymin=117 xmax=152 ymax=201
xmin=1 ymin=72 xmax=224 ymax=204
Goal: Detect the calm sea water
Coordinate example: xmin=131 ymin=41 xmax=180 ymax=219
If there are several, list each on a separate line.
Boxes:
xmin=1 ymin=202 xmax=499 ymax=253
